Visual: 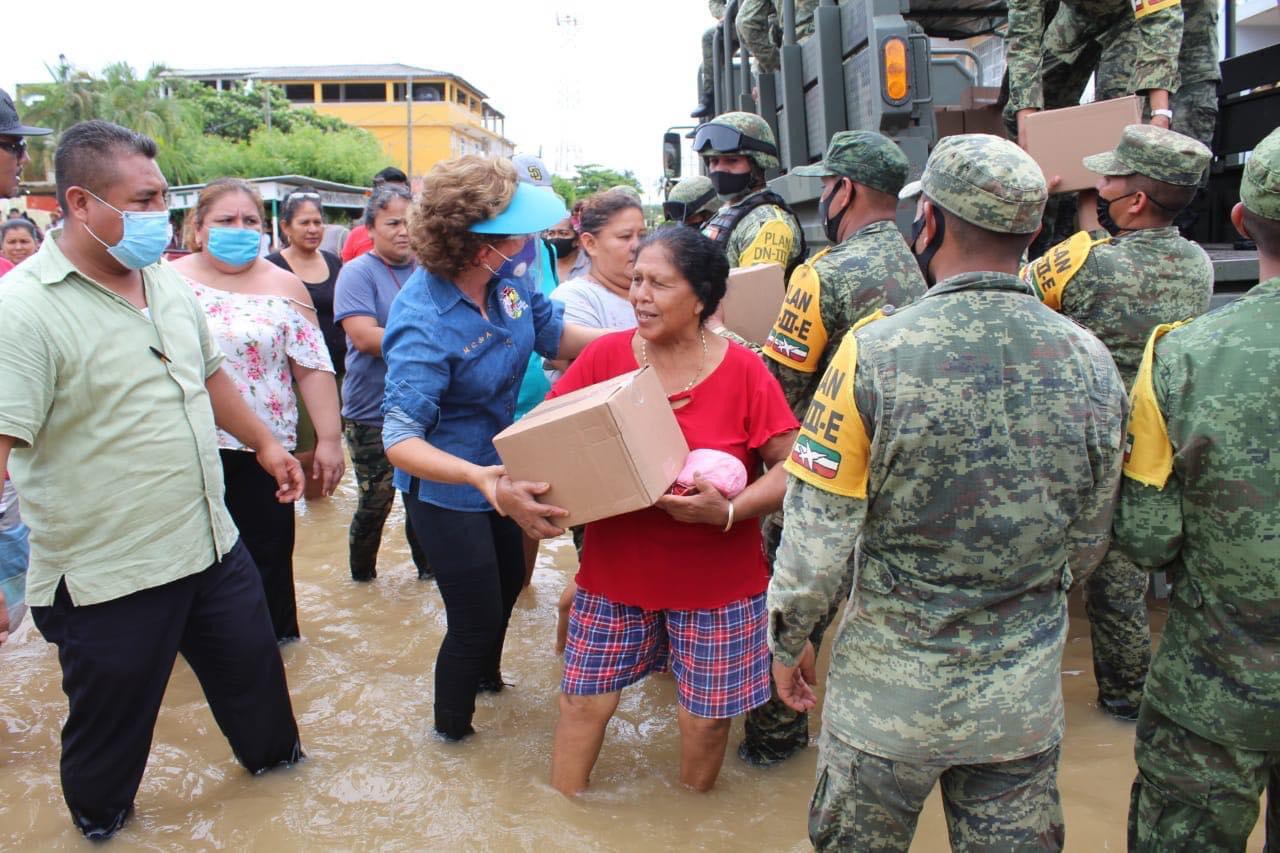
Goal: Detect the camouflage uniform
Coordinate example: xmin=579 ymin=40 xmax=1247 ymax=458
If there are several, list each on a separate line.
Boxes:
xmin=740 ymin=133 xmax=927 ymax=767
xmin=737 ymin=0 xmax=817 ymax=73
xmin=768 ymin=134 xmax=1127 ymax=850
xmin=1024 ymin=124 xmax=1212 ymax=715
xmin=343 ymin=419 xmax=430 ymax=581
xmin=1003 ymin=0 xmax=1183 ymax=133
xmin=699 ymin=1 xmax=727 ymax=108
xmin=1097 ymin=0 xmax=1221 ymax=150
xmin=1114 ymin=127 xmax=1280 ymax=852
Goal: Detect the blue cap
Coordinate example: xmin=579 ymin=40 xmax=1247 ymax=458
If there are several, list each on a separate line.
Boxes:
xmin=468 ymin=181 xmax=568 ymax=235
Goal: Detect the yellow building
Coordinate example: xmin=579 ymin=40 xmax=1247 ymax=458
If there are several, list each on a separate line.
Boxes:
xmin=163 ymin=64 xmax=513 ymax=178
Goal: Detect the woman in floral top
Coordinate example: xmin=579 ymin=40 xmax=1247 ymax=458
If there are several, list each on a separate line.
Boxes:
xmin=172 ymin=179 xmax=343 ymax=643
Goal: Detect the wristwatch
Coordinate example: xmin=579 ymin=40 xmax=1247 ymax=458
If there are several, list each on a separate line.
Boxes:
xmin=1152 ymin=108 xmax=1174 ymax=121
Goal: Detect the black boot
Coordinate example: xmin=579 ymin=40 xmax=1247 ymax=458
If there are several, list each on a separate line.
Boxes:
xmin=691 ymin=93 xmax=714 ymax=119
xmin=434 ymin=708 xmax=476 ymax=742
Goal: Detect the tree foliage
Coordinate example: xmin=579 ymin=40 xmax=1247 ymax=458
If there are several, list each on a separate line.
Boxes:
xmin=572 ymin=164 xmax=644 ymax=198
xmin=19 ymin=60 xmax=385 ymax=186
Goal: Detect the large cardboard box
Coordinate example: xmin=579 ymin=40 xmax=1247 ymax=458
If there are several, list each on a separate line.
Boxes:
xmin=492 ymin=366 xmax=689 ymax=528
xmin=721 ymin=262 xmax=787 ymax=345
xmin=1023 ymin=96 xmax=1142 ymax=193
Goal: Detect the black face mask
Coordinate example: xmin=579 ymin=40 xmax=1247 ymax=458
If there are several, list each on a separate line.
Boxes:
xmin=910 ymin=208 xmax=946 ymax=285
xmin=1096 ymin=191 xmax=1136 ymax=237
xmin=818 ymin=179 xmax=851 ymax=244
xmin=547 ymin=237 xmax=577 ymax=258
xmin=709 ymin=169 xmax=753 ymax=199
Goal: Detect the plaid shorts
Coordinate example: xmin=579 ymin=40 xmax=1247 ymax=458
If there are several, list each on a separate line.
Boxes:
xmin=562 ymin=588 xmax=771 ymax=719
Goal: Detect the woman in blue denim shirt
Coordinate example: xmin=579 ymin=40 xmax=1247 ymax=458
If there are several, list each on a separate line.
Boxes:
xmin=381 ymin=156 xmax=602 ymax=741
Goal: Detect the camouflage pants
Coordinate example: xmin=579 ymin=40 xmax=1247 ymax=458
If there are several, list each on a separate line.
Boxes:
xmin=736 ymin=0 xmax=817 ymax=73
xmin=1084 ymin=546 xmax=1150 ymax=707
xmin=741 ymin=521 xmax=851 ymax=765
xmin=810 ymin=733 xmax=1065 ymax=852
xmin=1097 ymin=0 xmax=1220 ymax=151
xmin=343 ymin=419 xmax=429 ymax=581
xmin=1130 ymin=703 xmax=1280 ymax=851
xmin=701 ymin=25 xmax=717 ymax=99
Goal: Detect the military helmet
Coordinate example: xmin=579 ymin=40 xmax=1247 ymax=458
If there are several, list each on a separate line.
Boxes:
xmin=693 ymin=112 xmax=780 ymax=172
xmin=664 ymin=175 xmax=719 ymax=223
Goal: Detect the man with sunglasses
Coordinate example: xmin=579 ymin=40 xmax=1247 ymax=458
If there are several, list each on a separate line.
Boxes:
xmin=663 ymin=175 xmax=720 ymax=230
xmin=739 ymin=130 xmax=927 ymax=769
xmin=0 ymin=90 xmax=49 ymax=201
xmin=694 ymin=112 xmax=804 ymax=275
xmin=1021 ymin=122 xmax=1213 ymax=723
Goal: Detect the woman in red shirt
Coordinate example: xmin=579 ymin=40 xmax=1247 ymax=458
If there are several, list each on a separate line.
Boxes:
xmin=547 ymin=226 xmax=800 ymax=795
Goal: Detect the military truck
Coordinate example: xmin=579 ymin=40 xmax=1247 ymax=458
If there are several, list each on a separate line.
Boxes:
xmin=664 ymin=0 xmax=1277 ymax=298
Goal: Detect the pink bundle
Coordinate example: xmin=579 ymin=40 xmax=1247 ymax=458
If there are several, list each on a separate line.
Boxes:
xmin=668 ymin=449 xmax=748 ymax=498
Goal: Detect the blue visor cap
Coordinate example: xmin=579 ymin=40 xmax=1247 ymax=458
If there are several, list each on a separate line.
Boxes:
xmin=468 ymin=182 xmax=568 ymax=234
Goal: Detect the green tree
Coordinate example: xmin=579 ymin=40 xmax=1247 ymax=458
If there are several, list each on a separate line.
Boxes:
xmin=21 ymin=60 xmax=199 ymax=181
xmin=16 ymin=60 xmax=386 ymax=187
xmin=568 ymin=163 xmax=643 ymax=198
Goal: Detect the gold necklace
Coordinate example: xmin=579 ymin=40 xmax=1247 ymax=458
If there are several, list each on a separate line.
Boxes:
xmin=640 ymin=328 xmax=709 ymax=395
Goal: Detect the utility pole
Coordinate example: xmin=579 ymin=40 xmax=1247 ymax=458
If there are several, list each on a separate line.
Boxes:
xmin=264 ymin=84 xmax=272 ymax=132
xmin=406 ymin=73 xmax=414 ymax=178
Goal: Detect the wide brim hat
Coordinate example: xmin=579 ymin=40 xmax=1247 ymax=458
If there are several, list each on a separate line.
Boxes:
xmin=468 ymin=182 xmax=568 ymax=234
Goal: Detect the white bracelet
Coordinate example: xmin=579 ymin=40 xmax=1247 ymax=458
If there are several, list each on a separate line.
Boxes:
xmin=1152 ymin=108 xmax=1173 ymax=120
xmin=722 ymin=500 xmax=736 ymax=533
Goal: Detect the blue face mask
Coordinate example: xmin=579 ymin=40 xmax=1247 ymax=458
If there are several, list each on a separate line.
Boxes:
xmin=84 ymin=190 xmax=172 ymax=270
xmin=206 ymin=226 xmax=262 ymax=267
xmin=484 ymin=237 xmax=535 ymax=280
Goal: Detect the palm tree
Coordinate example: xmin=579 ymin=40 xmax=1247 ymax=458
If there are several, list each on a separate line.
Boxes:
xmin=19 ymin=59 xmax=202 ymax=184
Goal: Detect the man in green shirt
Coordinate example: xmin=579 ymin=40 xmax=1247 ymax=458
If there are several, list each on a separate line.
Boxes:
xmin=0 ymin=120 xmax=306 ymax=840
xmin=1115 ymin=126 xmax=1280 ymax=851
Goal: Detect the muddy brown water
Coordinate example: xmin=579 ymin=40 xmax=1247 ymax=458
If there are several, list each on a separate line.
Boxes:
xmin=0 ymin=476 xmax=1267 ymax=850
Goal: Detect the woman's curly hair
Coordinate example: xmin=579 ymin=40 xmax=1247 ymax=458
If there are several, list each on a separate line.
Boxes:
xmin=410 ymin=155 xmax=518 ymax=280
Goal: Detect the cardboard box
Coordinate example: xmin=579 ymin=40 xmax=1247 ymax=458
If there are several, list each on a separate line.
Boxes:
xmin=934 ymin=105 xmax=1009 ymax=140
xmin=1023 ymin=95 xmax=1142 ymax=193
xmin=721 ymin=262 xmax=787 ymax=345
xmin=492 ymin=366 xmax=689 ymax=528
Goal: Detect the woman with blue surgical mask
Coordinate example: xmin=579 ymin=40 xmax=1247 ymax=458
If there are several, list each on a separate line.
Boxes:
xmin=172 ymin=178 xmax=343 ymax=644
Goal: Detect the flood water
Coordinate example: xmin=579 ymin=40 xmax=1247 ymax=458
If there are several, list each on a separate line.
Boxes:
xmin=0 ymin=475 xmax=1268 ymax=850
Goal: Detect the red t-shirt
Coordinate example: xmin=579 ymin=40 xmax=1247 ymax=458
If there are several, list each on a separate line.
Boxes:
xmin=0 ymin=257 xmax=13 ymax=278
xmin=340 ymin=225 xmax=373 ymax=263
xmin=548 ymin=331 xmax=799 ymax=610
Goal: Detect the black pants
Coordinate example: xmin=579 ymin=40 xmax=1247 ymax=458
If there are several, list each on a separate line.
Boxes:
xmin=404 ymin=498 xmax=524 ymax=735
xmin=221 ymin=449 xmax=299 ymax=641
xmin=31 ymin=540 xmax=302 ymax=839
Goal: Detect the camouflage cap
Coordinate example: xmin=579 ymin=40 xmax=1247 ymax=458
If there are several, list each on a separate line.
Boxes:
xmin=791 ymin=130 xmax=909 ymax=196
xmin=698 ymin=111 xmax=780 ymax=172
xmin=901 ymin=134 xmax=1047 ymax=234
xmin=1241 ymin=126 xmax=1280 ymax=221
xmin=667 ymin=175 xmax=719 ymax=216
xmin=1082 ymin=124 xmax=1211 ymax=188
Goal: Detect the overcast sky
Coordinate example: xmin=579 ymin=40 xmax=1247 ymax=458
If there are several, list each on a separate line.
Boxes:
xmin=3 ymin=0 xmax=713 ymax=199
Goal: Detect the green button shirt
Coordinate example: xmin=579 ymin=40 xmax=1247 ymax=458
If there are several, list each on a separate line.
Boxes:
xmin=0 ymin=237 xmax=238 ymax=607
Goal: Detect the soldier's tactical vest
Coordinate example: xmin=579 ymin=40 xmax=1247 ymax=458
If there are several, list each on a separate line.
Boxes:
xmin=704 ymin=189 xmax=808 ymax=277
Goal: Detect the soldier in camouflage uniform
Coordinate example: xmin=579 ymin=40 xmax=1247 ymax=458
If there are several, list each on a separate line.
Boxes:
xmin=694 ymin=0 xmax=727 ymax=118
xmin=694 ymin=112 xmax=805 ymax=272
xmin=663 ymin=175 xmax=721 ymax=229
xmin=1114 ymin=126 xmax=1280 ymax=853
xmin=768 ymin=134 xmax=1127 ymax=851
xmin=1003 ymin=0 xmax=1183 ymax=142
xmin=737 ymin=0 xmax=817 ymax=73
xmin=1096 ymin=0 xmax=1220 ymax=152
xmin=1023 ymin=123 xmax=1212 ymax=720
xmin=736 ymin=132 xmax=927 ymax=768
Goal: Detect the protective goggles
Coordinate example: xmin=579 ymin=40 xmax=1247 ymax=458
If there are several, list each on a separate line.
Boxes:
xmin=663 ymin=188 xmax=719 ymax=223
xmin=692 ymin=122 xmax=778 ymax=158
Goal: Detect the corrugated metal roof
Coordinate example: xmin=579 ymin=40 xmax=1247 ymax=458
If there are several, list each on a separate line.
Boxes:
xmin=162 ymin=64 xmax=489 ymax=98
